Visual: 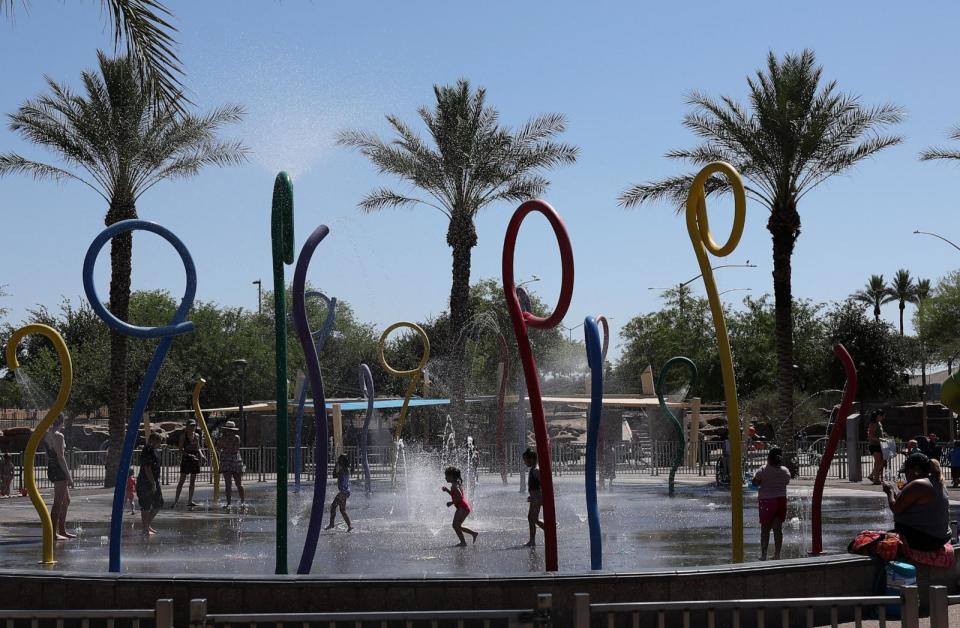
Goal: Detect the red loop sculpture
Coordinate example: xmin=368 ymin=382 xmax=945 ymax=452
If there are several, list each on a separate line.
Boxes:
xmin=811 ymin=343 xmax=857 ymax=555
xmin=502 ymin=199 xmax=574 ymax=572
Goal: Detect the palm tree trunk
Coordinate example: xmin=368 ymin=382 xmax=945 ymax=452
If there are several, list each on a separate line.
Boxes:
xmin=874 ymin=301 xmax=880 ymax=322
xmin=899 ymin=302 xmax=905 ymax=336
xmin=768 ymin=199 xmax=800 ymax=465
xmin=104 ymin=198 xmax=137 ymax=488
xmin=446 ymin=210 xmax=477 ymax=421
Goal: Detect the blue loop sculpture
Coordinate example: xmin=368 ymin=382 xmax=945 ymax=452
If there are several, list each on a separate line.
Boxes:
xmin=655 ymin=356 xmax=698 ymax=497
xmin=583 ymin=315 xmax=604 ymax=570
xmin=292 ymin=224 xmax=332 ymax=575
xmin=294 ymin=292 xmax=337 ymax=493
xmin=359 ymin=363 xmax=375 ymax=496
xmin=82 ymin=219 xmax=196 ymax=573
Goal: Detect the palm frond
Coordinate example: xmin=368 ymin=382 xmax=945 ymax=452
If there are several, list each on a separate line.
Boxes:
xmin=104 ymin=0 xmax=185 ymax=112
xmin=0 ymin=154 xmax=107 ymax=200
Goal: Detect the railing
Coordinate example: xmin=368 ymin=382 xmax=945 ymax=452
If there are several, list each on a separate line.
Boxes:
xmin=1 ymin=438 xmax=919 ymax=493
xmin=188 ymin=594 xmax=552 ymax=628
xmin=573 ymin=587 xmax=919 ymax=628
xmin=0 ymin=599 xmax=173 ymax=628
xmin=929 ymin=586 xmax=958 ymax=628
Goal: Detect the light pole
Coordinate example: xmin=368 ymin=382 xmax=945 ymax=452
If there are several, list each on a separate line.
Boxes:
xmin=560 ymin=322 xmax=585 ymax=341
xmin=913 ymin=230 xmax=960 ymax=253
xmin=648 ymin=262 xmax=757 ymax=313
xmin=233 ymin=358 xmax=248 ymax=445
xmin=719 ymin=288 xmax=753 ymax=297
xmin=252 ymin=280 xmax=262 ymax=316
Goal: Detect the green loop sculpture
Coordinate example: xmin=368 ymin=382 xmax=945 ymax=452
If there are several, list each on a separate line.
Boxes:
xmin=656 ymin=356 xmax=698 ymax=497
xmin=271 ymin=171 xmax=294 ymax=575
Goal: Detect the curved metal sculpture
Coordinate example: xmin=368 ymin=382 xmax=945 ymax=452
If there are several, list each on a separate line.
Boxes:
xmin=292 ymin=224 xmax=332 ymax=575
xmin=359 ymin=363 xmax=375 ymax=496
xmin=583 ymin=315 xmax=604 ymax=570
xmin=656 ymin=357 xmax=698 ymax=497
xmin=685 ymin=161 xmax=747 ymax=562
xmin=192 ymin=379 xmax=220 ymax=503
xmin=83 ymin=219 xmax=196 ymax=573
xmin=293 ymin=291 xmax=337 ymax=494
xmin=378 ymin=321 xmax=430 ymax=485
xmin=502 ymin=199 xmax=574 ymax=573
xmin=594 ymin=314 xmax=610 ymax=486
xmin=495 ymin=333 xmax=509 ymax=485
xmin=811 ymin=344 xmax=857 ymax=555
xmin=595 ymin=314 xmax=610 ymax=363
xmin=4 ymin=325 xmax=72 ymax=564
xmin=271 ymin=171 xmax=295 ymax=575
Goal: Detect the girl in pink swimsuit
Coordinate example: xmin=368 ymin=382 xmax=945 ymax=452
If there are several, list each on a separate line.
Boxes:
xmin=442 ymin=467 xmax=478 ymax=546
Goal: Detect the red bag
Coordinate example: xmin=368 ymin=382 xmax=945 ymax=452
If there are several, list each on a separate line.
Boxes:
xmin=848 ymin=530 xmax=901 ymax=561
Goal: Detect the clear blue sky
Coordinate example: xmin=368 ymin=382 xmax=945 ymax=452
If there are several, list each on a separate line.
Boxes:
xmin=2 ymin=1 xmax=958 ymax=362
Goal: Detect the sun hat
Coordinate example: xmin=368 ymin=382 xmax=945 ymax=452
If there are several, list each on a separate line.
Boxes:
xmin=222 ymin=421 xmax=239 ymax=431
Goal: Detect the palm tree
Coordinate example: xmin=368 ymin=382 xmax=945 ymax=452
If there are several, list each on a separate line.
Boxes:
xmin=1 ymin=0 xmax=183 ymax=111
xmin=884 ymin=269 xmax=916 ymax=336
xmin=339 ymin=79 xmax=577 ymax=412
xmin=619 ymin=50 xmax=903 ymax=445
xmin=852 ymin=275 xmax=889 ymax=322
xmin=0 ymin=52 xmax=247 ymax=486
xmin=914 ymin=278 xmax=931 ymax=303
xmin=920 ymin=127 xmax=960 ymax=162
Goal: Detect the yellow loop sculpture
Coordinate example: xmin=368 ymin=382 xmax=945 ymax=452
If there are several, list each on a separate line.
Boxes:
xmin=685 ymin=161 xmax=747 ymax=563
xmin=191 ymin=379 xmax=220 ymax=503
xmin=4 ymin=324 xmax=73 ymax=565
xmin=378 ymin=321 xmax=431 ymax=441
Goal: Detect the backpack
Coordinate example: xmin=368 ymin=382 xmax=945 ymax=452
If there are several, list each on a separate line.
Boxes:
xmin=848 ymin=530 xmax=901 ymax=561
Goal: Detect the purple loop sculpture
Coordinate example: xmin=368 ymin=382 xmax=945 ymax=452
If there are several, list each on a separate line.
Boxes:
xmin=293 ymin=291 xmax=337 ymax=493
xmin=82 ymin=219 xmax=196 ymax=573
xmin=292 ymin=224 xmax=331 ymax=575
xmin=359 ymin=363 xmax=375 ymax=496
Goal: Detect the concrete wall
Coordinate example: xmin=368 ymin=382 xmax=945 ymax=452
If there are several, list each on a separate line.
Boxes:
xmin=0 ymin=554 xmax=909 ymax=626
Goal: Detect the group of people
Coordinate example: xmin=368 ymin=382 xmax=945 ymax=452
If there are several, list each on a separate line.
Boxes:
xmin=129 ymin=419 xmax=245 ymax=535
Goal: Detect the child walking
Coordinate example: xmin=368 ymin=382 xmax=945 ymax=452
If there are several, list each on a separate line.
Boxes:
xmin=752 ymin=447 xmax=791 ymax=560
xmin=522 ymin=448 xmax=545 ymax=547
xmin=325 ymin=454 xmax=353 ymax=531
xmin=442 ymin=466 xmax=478 ymax=546
xmin=125 ymin=467 xmax=137 ymax=514
xmin=949 ymin=441 xmax=960 ymax=488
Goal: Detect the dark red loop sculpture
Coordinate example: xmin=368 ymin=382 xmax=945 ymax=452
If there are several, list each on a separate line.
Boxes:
xmin=502 ymin=199 xmax=574 ymax=572
xmin=811 ymin=343 xmax=857 ymax=556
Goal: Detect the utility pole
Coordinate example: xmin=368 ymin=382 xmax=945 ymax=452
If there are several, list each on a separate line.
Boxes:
xmin=252 ymin=279 xmax=262 ymax=316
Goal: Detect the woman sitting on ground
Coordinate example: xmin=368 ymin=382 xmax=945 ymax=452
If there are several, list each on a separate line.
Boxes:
xmin=882 ymin=452 xmax=951 ymax=552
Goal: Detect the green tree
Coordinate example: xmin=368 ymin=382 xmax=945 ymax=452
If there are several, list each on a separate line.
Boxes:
xmin=915 ymin=271 xmax=960 ymax=369
xmin=338 ymin=79 xmax=578 ymax=415
xmin=1 ymin=0 xmax=184 ymax=111
xmin=0 ymin=53 xmax=247 ymax=486
xmin=852 ymin=274 xmax=889 ymax=322
xmin=618 ymin=50 xmax=903 ymax=444
xmin=884 ymin=269 xmax=916 ymax=336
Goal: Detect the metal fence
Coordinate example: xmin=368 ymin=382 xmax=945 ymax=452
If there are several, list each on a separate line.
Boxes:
xmin=0 ymin=438 xmax=917 ymax=492
xmin=0 ymin=599 xmax=173 ymax=628
xmin=188 ymin=595 xmax=552 ymax=628
xmin=574 ymin=587 xmax=919 ymax=628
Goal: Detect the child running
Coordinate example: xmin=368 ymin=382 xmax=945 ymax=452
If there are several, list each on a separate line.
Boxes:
xmin=125 ymin=467 xmax=137 ymax=514
xmin=752 ymin=447 xmax=791 ymax=560
xmin=442 ymin=466 xmax=478 ymax=546
xmin=325 ymin=454 xmax=353 ymax=531
xmin=522 ymin=448 xmax=545 ymax=547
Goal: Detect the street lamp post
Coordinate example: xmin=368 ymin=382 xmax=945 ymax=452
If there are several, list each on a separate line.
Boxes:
xmin=233 ymin=358 xmax=249 ymax=445
xmin=913 ymin=230 xmax=960 ymax=253
xmin=649 ymin=262 xmax=757 ymax=314
xmin=252 ymin=280 xmax=262 ymax=316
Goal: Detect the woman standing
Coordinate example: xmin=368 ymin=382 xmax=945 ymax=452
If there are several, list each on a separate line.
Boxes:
xmin=867 ymin=409 xmax=887 ymax=485
xmin=172 ymin=420 xmax=204 ymax=509
xmin=44 ymin=419 xmax=74 ymax=539
xmin=217 ymin=421 xmax=245 ymax=508
xmin=136 ymin=433 xmax=164 ymax=535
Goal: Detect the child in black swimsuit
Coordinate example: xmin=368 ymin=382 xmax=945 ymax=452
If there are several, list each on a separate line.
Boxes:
xmin=522 ymin=449 xmax=545 ymax=547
